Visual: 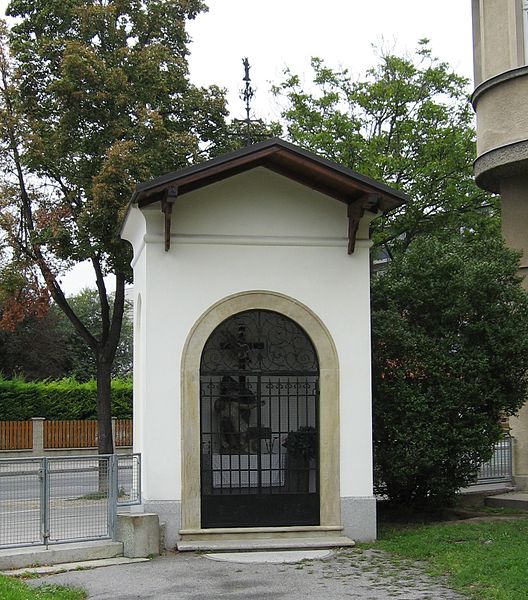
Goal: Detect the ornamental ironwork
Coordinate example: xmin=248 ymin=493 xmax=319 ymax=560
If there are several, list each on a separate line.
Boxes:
xmin=200 ymin=310 xmax=319 ymax=374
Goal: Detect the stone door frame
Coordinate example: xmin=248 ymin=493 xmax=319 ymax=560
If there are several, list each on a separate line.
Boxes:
xmin=180 ymin=290 xmax=341 ymax=533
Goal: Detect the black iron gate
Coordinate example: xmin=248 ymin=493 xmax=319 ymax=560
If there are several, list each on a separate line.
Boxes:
xmin=200 ymin=310 xmax=319 ymax=528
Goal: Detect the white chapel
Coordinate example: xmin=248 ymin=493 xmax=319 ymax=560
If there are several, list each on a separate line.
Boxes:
xmin=121 ymin=138 xmax=406 ymax=550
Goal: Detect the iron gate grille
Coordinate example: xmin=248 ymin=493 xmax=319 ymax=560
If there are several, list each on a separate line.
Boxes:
xmin=200 ymin=310 xmax=320 ymax=528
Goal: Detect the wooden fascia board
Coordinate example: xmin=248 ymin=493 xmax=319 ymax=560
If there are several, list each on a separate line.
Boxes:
xmin=263 ymin=162 xmax=361 ymax=204
xmin=136 ymin=147 xmax=277 ymax=207
xmin=136 ymin=146 xmax=404 ymax=210
xmin=271 ymin=150 xmax=380 ymax=199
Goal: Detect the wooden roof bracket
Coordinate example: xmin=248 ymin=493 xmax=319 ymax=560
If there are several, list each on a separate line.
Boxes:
xmin=347 ymin=193 xmax=380 ymax=254
xmin=161 ymin=186 xmax=178 ymax=251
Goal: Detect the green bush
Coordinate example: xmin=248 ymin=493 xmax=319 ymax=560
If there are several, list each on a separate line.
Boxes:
xmin=0 ymin=376 xmax=132 ymax=420
xmin=372 ymin=236 xmax=528 ymax=507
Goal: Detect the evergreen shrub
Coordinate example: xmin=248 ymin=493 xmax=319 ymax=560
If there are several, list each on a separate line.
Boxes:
xmin=0 ymin=376 xmax=132 ymax=420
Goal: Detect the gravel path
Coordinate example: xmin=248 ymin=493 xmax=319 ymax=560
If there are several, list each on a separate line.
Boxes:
xmin=29 ymin=548 xmax=465 ymax=599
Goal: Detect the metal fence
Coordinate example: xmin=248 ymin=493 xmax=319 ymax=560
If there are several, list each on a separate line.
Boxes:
xmin=474 ymin=436 xmax=513 ymax=484
xmin=0 ymin=453 xmax=141 ymax=549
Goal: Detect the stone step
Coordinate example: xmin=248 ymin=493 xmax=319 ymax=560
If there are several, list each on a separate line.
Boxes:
xmin=0 ymin=540 xmax=123 ymax=571
xmin=485 ymin=491 xmax=528 ymax=510
xmin=177 ymin=536 xmax=355 ymax=552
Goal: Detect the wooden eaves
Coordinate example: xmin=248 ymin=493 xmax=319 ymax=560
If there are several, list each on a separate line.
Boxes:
xmin=123 ymin=138 xmax=407 ymax=253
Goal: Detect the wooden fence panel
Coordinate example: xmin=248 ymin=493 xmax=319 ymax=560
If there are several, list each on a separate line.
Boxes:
xmin=0 ymin=420 xmax=33 ymax=450
xmin=0 ymin=419 xmax=133 ymax=450
xmin=115 ymin=419 xmax=133 ymax=447
xmin=44 ymin=420 xmax=98 ymax=449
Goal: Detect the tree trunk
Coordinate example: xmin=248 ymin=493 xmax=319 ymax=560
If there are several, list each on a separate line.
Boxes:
xmin=96 ymin=358 xmax=114 ymax=493
xmin=96 ymin=358 xmax=114 ymax=455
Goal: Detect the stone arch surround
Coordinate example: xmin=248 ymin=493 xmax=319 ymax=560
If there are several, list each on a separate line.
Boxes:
xmin=180 ymin=290 xmax=341 ymax=534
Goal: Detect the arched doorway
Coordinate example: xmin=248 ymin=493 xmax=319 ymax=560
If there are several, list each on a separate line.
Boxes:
xmin=200 ymin=309 xmax=320 ymax=528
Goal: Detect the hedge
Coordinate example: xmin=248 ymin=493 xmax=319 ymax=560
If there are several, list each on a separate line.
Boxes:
xmin=0 ymin=376 xmax=132 ymax=420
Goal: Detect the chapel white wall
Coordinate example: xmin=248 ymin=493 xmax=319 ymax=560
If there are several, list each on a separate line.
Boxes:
xmin=122 ymin=168 xmax=375 ymax=506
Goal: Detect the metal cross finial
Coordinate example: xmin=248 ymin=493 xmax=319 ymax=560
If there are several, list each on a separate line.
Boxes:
xmin=241 ymin=57 xmax=255 ymax=146
xmin=231 ymin=57 xmax=266 ymax=146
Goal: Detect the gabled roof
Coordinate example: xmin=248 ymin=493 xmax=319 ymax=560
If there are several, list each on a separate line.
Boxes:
xmin=130 ymin=138 xmax=407 ymax=211
xmin=123 ymin=138 xmax=408 ymax=253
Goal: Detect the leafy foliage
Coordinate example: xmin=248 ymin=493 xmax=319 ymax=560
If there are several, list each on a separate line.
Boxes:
xmin=371 ymin=236 xmax=528 ymax=506
xmin=273 ymin=41 xmax=498 ymax=255
xmin=0 ymin=376 xmax=132 ymax=420
xmin=0 ymin=1 xmax=229 ymax=452
xmin=0 ymin=261 xmax=50 ymax=330
xmin=0 ymin=288 xmax=132 ymax=381
xmin=0 ymin=310 xmax=71 ymax=380
xmin=53 ymin=288 xmax=133 ymax=381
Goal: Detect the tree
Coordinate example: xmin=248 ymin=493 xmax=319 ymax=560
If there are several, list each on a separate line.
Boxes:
xmin=371 ymin=236 xmax=528 ymax=506
xmin=0 ymin=288 xmax=132 ymax=382
xmin=0 ymin=310 xmax=70 ymax=380
xmin=273 ymin=41 xmax=499 ymax=256
xmin=54 ymin=288 xmax=133 ymax=382
xmin=0 ymin=2 xmax=228 ymax=453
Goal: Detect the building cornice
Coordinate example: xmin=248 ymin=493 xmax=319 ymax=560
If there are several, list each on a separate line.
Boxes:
xmin=474 ymin=139 xmax=528 ymax=192
xmin=472 ymin=65 xmax=528 ymax=107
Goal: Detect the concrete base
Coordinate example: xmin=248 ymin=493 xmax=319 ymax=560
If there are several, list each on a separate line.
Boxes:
xmin=456 ymin=485 xmax=515 ymax=508
xmin=513 ymin=475 xmax=528 ymax=491
xmin=2 ymin=557 xmax=149 ymax=576
xmin=0 ymin=540 xmax=123 ymax=571
xmin=341 ymin=496 xmax=376 ymax=541
xmin=116 ymin=513 xmax=160 ymax=558
xmin=143 ymin=500 xmax=181 ymax=550
xmin=485 ymin=491 xmax=528 ymax=509
xmin=458 ymin=482 xmax=514 ymax=496
xmin=144 ymin=496 xmax=376 ymax=548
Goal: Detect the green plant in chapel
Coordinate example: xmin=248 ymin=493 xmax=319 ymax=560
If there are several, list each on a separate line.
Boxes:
xmin=282 ymin=426 xmax=317 ymax=460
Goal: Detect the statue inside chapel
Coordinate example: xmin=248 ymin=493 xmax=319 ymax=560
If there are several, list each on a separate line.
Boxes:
xmin=215 ymin=375 xmax=262 ymax=453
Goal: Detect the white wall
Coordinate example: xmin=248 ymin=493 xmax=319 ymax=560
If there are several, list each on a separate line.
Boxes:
xmin=122 ymin=167 xmax=375 ymax=505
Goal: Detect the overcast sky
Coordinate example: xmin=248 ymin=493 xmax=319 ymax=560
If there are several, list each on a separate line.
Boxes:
xmin=188 ymin=1 xmax=475 ymax=120
xmin=1 ymin=0 xmax=475 ymax=294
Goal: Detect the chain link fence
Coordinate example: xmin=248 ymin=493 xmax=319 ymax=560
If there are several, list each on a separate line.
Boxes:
xmin=0 ymin=454 xmax=141 ymax=549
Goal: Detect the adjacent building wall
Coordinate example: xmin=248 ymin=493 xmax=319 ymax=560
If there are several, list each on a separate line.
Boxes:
xmin=472 ymin=0 xmax=528 ymax=489
xmin=472 ymin=0 xmax=524 ymax=86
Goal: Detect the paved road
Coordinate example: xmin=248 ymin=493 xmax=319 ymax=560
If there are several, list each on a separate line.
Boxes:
xmin=0 ymin=465 xmax=136 ymax=501
xmin=29 ymin=549 xmax=464 ymax=600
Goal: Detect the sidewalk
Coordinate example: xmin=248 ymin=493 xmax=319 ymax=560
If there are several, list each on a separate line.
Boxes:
xmin=28 ymin=547 xmax=464 ymax=599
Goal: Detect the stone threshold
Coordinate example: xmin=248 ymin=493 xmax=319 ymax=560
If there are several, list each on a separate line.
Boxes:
xmin=179 ymin=524 xmax=343 ymax=541
xmin=177 ymin=536 xmax=355 ymax=552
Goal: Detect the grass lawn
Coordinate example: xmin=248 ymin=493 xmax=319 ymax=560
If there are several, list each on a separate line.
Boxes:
xmin=373 ymin=517 xmax=528 ymax=600
xmin=0 ymin=574 xmax=86 ymax=600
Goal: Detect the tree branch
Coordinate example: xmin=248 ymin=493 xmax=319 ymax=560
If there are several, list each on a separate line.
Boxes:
xmin=91 ymin=254 xmax=110 ymax=344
